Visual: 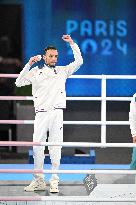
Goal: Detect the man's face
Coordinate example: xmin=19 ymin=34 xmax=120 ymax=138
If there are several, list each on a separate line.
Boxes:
xmin=43 ymin=49 xmax=58 ymax=67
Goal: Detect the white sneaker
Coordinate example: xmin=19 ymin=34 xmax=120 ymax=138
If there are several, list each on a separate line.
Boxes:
xmin=50 ymin=178 xmax=59 ymax=193
xmin=24 ymin=178 xmax=46 ymax=192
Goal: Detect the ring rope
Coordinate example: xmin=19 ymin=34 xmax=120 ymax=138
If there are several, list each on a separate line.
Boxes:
xmin=0 ymin=141 xmax=135 ymax=147
xmin=0 ymin=169 xmax=135 ymax=174
xmin=0 ymin=196 xmax=135 ymax=202
xmin=0 ymin=96 xmax=132 ymax=101
xmin=0 ymin=120 xmax=130 ymax=125
xmin=1 ymin=74 xmax=136 ymax=79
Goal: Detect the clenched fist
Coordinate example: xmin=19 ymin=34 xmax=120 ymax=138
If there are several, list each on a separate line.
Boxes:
xmin=62 ymin=34 xmax=74 ymax=45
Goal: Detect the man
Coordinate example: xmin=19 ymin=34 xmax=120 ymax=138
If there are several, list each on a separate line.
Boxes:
xmin=15 ymin=35 xmax=83 ymax=193
xmin=129 ymin=93 xmax=136 ymax=169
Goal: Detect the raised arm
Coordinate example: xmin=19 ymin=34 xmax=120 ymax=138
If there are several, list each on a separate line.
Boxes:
xmin=129 ymin=94 xmax=136 ymax=143
xmin=15 ymin=55 xmax=40 ymax=87
xmin=62 ymin=35 xmax=83 ymax=77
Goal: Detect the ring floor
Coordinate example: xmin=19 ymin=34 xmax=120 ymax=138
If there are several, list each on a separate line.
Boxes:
xmin=0 ymin=164 xmax=136 ymax=205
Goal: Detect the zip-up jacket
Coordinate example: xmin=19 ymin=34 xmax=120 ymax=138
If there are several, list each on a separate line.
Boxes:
xmin=15 ymin=43 xmax=83 ymax=112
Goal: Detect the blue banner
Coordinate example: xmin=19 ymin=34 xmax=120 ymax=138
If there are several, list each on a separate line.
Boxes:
xmin=23 ymin=0 xmax=136 ymax=96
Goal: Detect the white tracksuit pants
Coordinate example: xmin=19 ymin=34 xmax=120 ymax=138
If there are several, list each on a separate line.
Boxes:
xmin=33 ymin=109 xmax=63 ymax=179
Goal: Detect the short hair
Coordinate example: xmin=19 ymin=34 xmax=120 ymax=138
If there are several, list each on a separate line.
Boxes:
xmin=44 ymin=46 xmax=57 ymax=55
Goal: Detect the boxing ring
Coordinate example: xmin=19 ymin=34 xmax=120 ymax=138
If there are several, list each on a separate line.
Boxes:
xmin=0 ymin=74 xmax=136 ymax=204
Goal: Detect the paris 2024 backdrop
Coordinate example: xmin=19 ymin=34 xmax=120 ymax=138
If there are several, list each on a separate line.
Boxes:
xmin=23 ymin=0 xmax=136 ymax=96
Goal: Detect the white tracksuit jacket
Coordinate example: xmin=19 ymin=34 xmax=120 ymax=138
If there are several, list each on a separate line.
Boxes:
xmin=15 ymin=43 xmax=83 ymax=111
xmin=129 ymin=93 xmax=136 ymax=137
